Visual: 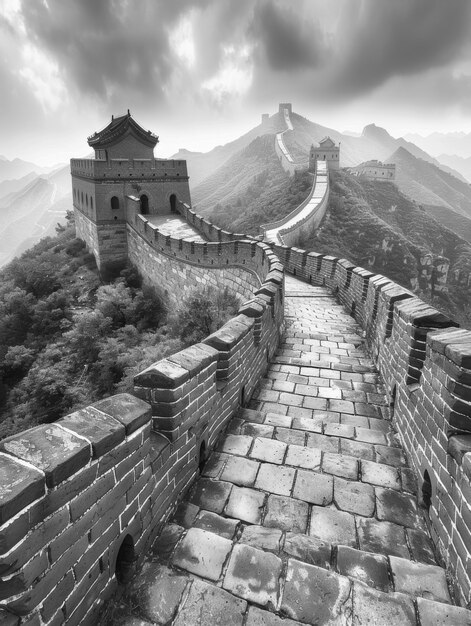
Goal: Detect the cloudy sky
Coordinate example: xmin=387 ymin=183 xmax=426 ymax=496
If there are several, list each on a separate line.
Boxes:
xmin=1 ymin=0 xmax=471 ymax=164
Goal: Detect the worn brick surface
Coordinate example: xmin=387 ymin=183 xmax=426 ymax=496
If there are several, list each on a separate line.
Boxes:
xmin=104 ymin=277 xmax=468 ymax=626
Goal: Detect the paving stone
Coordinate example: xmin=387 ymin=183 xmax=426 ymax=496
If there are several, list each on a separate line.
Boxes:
xmin=279 ymin=392 xmax=304 ymax=406
xmin=291 ymin=417 xmax=323 ymax=433
xmin=309 ymin=506 xmax=357 ymax=547
xmin=173 ymin=502 xmax=199 ymax=528
xmin=264 ymin=495 xmax=309 ymax=533
xmin=334 ymin=477 xmax=375 ymax=516
xmin=376 ymin=487 xmax=421 ymax=528
xmin=274 ymin=427 xmax=305 ymax=445
xmin=355 ymin=427 xmax=386 ymax=445
xmin=255 ymin=463 xmax=295 ymax=496
xmin=361 ymin=460 xmax=400 ymax=490
xmin=357 ymin=518 xmax=409 ymax=559
xmin=129 ymin=563 xmax=188 ymax=624
xmin=285 ymin=444 xmax=322 ymax=470
xmin=302 ymin=396 xmax=328 ymax=410
xmin=416 ymin=597 xmax=471 ymax=626
xmin=262 ymin=401 xmax=289 ymax=414
xmin=287 ymin=405 xmax=314 ymax=419
xmin=221 ymin=456 xmax=260 ymax=487
xmin=173 ymin=579 xmax=246 ymax=626
xmin=323 ymin=452 xmax=359 ymax=480
xmin=293 ymin=469 xmax=333 ymax=506
xmin=367 ymin=417 xmax=390 ymax=433
xmin=407 ymin=528 xmax=437 ymax=565
xmin=241 ymin=423 xmax=274 ymax=438
xmin=283 ymin=532 xmax=331 ymax=569
xmin=202 ymin=452 xmax=229 ymax=478
xmin=281 ymin=559 xmax=352 ymax=624
xmin=223 ymin=544 xmax=282 ymax=608
xmin=225 ymin=487 xmax=265 ymax=524
xmin=172 ymin=528 xmax=232 ymax=581
xmin=324 ymin=423 xmax=355 ymax=439
xmin=390 ymin=556 xmax=451 ymax=603
xmin=264 ymin=412 xmax=292 ymax=428
xmin=341 ymin=413 xmax=369 ymax=427
xmin=221 ymin=434 xmax=253 ymax=456
xmin=151 ymin=523 xmax=184 ymax=560
xmin=250 ymin=438 xmax=286 ymax=464
xmin=374 ymin=445 xmax=407 ymax=468
xmin=272 ymin=380 xmax=296 ymax=393
xmin=189 ymin=479 xmax=233 ymax=514
xmin=239 ymin=525 xmax=283 ymax=552
xmin=352 ymin=583 xmax=416 ymax=625
xmin=306 ymin=432 xmax=339 ymax=452
xmin=340 ymin=438 xmax=375 ymax=461
xmin=337 ymin=546 xmax=389 ymax=591
xmin=245 ymin=606 xmax=304 ymax=626
xmin=401 ymin=468 xmax=418 ymax=494
xmin=193 ymin=511 xmax=239 ymax=539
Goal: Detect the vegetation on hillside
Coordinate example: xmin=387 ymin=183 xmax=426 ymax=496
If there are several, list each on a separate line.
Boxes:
xmin=0 ymin=216 xmax=240 ymax=439
xmin=300 ymin=171 xmax=471 ymax=326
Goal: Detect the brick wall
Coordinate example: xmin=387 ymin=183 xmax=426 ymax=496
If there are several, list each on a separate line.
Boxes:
xmin=271 ymin=243 xmax=471 ymax=606
xmin=0 ymin=229 xmax=283 ymax=625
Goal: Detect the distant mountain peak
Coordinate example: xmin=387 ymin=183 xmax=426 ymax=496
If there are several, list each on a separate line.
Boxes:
xmin=362 ymin=124 xmax=393 ymax=141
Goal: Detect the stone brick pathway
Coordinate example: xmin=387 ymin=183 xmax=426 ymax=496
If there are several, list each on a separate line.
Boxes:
xmin=111 ymin=276 xmax=471 ymax=626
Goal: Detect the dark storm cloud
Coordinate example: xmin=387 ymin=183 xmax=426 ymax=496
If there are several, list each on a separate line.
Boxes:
xmin=328 ymin=0 xmax=471 ymax=97
xmin=19 ymin=0 xmax=210 ymax=103
xmin=250 ymin=1 xmax=326 ymax=71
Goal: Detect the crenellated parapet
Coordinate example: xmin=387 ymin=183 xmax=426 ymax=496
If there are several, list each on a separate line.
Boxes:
xmin=0 ymin=223 xmax=283 ymax=624
xmin=269 ymin=243 xmax=471 ymax=606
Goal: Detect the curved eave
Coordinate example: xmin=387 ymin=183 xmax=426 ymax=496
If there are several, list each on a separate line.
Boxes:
xmin=88 ymin=117 xmax=158 ymax=149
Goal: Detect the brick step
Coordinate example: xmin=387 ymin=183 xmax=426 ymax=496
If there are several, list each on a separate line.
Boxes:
xmin=234 ymin=410 xmax=411 ymax=475
xmin=156 ymin=510 xmax=456 ymax=611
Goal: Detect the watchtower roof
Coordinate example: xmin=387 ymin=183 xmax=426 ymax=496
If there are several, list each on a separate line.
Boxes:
xmin=87 ymin=110 xmax=159 ymax=149
xmin=319 ymin=136 xmax=336 ymax=148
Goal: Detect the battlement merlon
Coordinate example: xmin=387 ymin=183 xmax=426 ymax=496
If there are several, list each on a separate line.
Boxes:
xmin=70 ymin=158 xmax=189 ymax=180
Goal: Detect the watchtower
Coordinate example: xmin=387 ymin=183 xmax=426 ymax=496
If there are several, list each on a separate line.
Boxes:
xmin=309 ymin=136 xmax=340 ymax=171
xmin=70 ymin=111 xmax=191 ymax=277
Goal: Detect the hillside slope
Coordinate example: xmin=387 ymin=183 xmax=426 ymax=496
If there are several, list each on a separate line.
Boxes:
xmin=388 ymin=147 xmax=471 ymax=218
xmin=300 ymin=171 xmax=471 ymax=325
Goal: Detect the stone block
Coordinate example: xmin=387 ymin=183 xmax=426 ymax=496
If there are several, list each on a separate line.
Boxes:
xmin=223 ymin=544 xmax=282 ymax=608
xmin=221 ymin=456 xmax=260 ymax=487
xmin=322 ymin=452 xmax=359 ymax=480
xmin=58 ymin=406 xmax=125 ymax=458
xmin=172 ymin=528 xmax=232 ymax=581
xmin=334 ymin=478 xmax=375 ymax=516
xmin=376 ymin=488 xmax=421 ymax=528
xmin=361 ymin=460 xmax=400 ymax=490
xmin=352 ymin=583 xmax=416 ymax=625
xmin=189 ymin=478 xmax=232 ymax=514
xmin=250 ymin=438 xmax=286 ymax=464
xmin=129 ymin=562 xmax=188 ymax=624
xmin=337 ymin=546 xmax=389 ymax=591
xmin=134 ymin=359 xmax=189 ymax=389
xmin=173 ymin=578 xmax=246 ymax=626
xmin=194 ymin=511 xmax=239 ymax=539
xmin=264 ymin=495 xmax=308 ymax=533
xmin=167 ymin=343 xmax=218 ymax=377
xmin=0 ymin=425 xmax=91 ymax=488
xmin=254 ymin=463 xmax=295 ymax=496
xmin=239 ymin=525 xmax=283 ymax=552
xmin=309 ymin=506 xmax=357 ymax=547
xmin=0 ymin=454 xmax=45 ymax=525
xmin=416 ymin=597 xmax=471 ymax=625
xmin=245 ymin=606 xmax=303 ymax=626
xmin=281 ymin=559 xmax=351 ymax=624
xmin=221 ymin=435 xmax=253 ymax=456
xmin=225 ymin=487 xmax=265 ymax=524
xmin=390 ymin=556 xmax=451 ymax=603
xmin=285 ymin=445 xmax=321 ymax=470
xmin=293 ymin=470 xmax=333 ymax=505
xmin=283 ymin=532 xmax=331 ymax=569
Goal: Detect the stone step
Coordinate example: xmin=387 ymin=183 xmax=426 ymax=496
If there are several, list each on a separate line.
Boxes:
xmin=153 ymin=514 xmax=452 ymax=610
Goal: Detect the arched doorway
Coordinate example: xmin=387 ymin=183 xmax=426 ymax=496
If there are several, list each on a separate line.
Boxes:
xmin=140 ymin=194 xmax=149 ymax=215
xmin=170 ymin=193 xmax=177 ymax=213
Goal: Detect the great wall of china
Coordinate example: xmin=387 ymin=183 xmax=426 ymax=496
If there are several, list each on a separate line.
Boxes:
xmin=0 ymin=107 xmax=470 ymax=625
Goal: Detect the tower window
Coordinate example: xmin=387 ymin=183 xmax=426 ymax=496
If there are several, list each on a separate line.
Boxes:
xmin=140 ymin=194 xmax=149 ymax=215
xmin=111 ymin=196 xmax=120 ymax=211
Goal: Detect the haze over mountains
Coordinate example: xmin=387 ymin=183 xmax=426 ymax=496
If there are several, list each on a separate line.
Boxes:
xmin=3 ymin=107 xmax=471 ymax=267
